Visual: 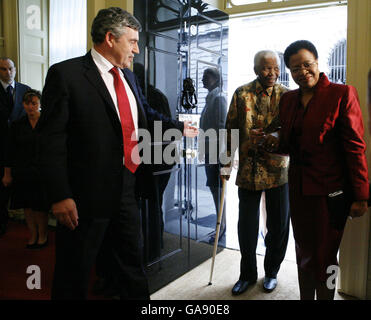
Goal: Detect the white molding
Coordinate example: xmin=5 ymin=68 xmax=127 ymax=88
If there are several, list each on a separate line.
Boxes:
xmin=224 ymin=0 xmax=347 ymax=16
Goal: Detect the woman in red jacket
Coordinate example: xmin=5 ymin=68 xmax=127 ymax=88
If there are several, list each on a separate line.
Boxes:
xmin=279 ymin=40 xmax=369 ymax=300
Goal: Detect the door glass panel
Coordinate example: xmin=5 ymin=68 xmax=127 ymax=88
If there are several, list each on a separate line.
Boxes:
xmin=134 ymin=0 xmax=228 ymax=293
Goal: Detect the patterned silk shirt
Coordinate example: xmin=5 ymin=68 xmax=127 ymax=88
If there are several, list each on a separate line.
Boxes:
xmin=225 ymin=79 xmax=289 ymax=190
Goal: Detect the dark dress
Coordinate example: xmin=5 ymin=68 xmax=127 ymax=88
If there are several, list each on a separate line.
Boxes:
xmin=289 ymin=102 xmax=343 ymax=282
xmin=6 ymin=116 xmax=49 ymax=212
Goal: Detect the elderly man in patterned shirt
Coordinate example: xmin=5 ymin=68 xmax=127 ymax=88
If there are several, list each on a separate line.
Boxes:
xmin=222 ymin=50 xmax=290 ymax=295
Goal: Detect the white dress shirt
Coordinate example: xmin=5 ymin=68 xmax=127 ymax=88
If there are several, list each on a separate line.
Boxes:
xmin=1 ymin=80 xmax=15 ymax=93
xmin=91 ymin=47 xmax=139 ymax=140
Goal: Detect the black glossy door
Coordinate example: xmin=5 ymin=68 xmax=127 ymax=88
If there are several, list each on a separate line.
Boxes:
xmin=134 ymin=0 xmax=228 ymax=294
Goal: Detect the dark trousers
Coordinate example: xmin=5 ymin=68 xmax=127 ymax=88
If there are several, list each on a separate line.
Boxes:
xmin=238 ymin=184 xmax=290 ymax=281
xmin=51 ymin=167 xmax=149 ymax=300
xmin=205 ymin=163 xmax=226 ymax=232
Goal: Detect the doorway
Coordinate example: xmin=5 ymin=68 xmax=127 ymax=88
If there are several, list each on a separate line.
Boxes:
xmin=224 ymin=4 xmax=348 ymax=263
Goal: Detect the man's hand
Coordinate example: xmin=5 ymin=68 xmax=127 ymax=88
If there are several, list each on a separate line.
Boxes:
xmin=183 ymin=121 xmax=199 ymax=138
xmin=220 ymin=166 xmax=231 ymax=181
xmin=349 ymin=200 xmax=368 ymax=219
xmin=250 ymin=128 xmax=265 ymax=147
xmin=52 ymin=198 xmax=79 ymax=230
xmin=220 ymin=174 xmax=230 ymax=181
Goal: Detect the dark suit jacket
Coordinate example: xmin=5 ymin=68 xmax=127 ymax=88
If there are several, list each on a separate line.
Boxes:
xmin=279 ymin=73 xmax=369 ymax=200
xmin=38 ymin=51 xmax=184 ymax=218
xmin=0 ymin=82 xmax=30 ymax=167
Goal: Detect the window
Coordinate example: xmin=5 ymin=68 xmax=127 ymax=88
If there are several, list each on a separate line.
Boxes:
xmin=49 ymin=0 xmax=87 ymax=66
xmin=278 ymin=52 xmax=290 ymax=87
xmin=228 ymin=4 xmax=347 ymax=95
xmin=328 ymin=39 xmax=346 ymax=84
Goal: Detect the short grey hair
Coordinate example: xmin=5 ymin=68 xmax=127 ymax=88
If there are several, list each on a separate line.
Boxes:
xmin=91 ymin=7 xmax=142 ymax=44
xmin=204 ymin=67 xmax=220 ymax=81
xmin=254 ymin=50 xmax=280 ymax=69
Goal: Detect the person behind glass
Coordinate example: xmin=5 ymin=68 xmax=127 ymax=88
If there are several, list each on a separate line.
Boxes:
xmin=279 ymin=40 xmax=369 ymax=300
xmin=199 ymin=68 xmax=228 ymax=243
xmin=133 ymin=62 xmax=175 ymax=261
xmin=222 ymin=51 xmax=290 ymax=295
xmin=0 ymin=58 xmax=31 ymax=237
xmin=38 ymin=7 xmax=198 ymax=300
xmin=2 ymin=90 xmax=49 ymax=249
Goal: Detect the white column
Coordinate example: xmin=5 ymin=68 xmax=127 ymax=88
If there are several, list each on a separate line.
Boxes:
xmin=338 ymin=0 xmax=371 ymax=300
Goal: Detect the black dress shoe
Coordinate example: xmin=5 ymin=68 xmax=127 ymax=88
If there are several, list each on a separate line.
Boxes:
xmin=263 ymin=277 xmax=277 ymax=292
xmin=232 ymin=279 xmax=256 ymax=295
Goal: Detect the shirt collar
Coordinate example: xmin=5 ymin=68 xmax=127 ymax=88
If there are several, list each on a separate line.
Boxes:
xmin=1 ymin=80 xmax=15 ymax=91
xmin=208 ymin=86 xmax=220 ymax=96
xmin=255 ymin=79 xmax=274 ymax=97
xmin=91 ymin=47 xmax=116 ymax=75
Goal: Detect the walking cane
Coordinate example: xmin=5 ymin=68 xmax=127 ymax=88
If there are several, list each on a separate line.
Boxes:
xmin=208 ymin=178 xmax=227 ymax=285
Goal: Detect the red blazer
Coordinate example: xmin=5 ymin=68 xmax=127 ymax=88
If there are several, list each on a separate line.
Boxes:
xmin=279 ymin=73 xmax=369 ymax=200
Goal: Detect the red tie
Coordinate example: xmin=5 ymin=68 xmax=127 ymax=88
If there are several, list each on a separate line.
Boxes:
xmin=110 ymin=67 xmax=140 ymax=173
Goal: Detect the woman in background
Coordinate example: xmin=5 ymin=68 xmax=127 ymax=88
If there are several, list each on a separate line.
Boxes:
xmin=278 ymin=40 xmax=369 ymax=299
xmin=2 ymin=89 xmax=49 ymax=249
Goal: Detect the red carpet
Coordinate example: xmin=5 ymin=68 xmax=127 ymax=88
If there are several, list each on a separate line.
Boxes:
xmin=0 ymin=220 xmax=101 ymax=300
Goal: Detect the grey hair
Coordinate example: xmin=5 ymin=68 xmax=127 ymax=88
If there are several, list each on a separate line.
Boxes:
xmin=91 ymin=7 xmax=142 ymax=44
xmin=254 ymin=50 xmax=280 ymax=69
xmin=204 ymin=67 xmax=220 ymax=79
xmin=204 ymin=67 xmax=222 ymax=87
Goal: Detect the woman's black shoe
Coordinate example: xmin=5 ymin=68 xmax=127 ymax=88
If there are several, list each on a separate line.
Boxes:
xmin=26 ymin=242 xmax=38 ymax=249
xmin=35 ymin=238 xmax=48 ymax=249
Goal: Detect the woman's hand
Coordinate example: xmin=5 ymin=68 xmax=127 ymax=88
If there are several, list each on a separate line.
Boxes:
xmin=2 ymin=167 xmax=12 ymax=187
xmin=2 ymin=175 xmax=12 ymax=187
xmin=349 ymin=200 xmax=368 ymax=219
xmin=263 ymin=132 xmax=280 ymax=152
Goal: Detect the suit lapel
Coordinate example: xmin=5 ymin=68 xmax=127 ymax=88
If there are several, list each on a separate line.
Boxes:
xmin=82 ymin=52 xmax=148 ymax=138
xmin=12 ymin=82 xmax=24 ymax=120
xmin=83 ymin=52 xmax=122 ymax=137
xmin=0 ymin=85 xmax=8 ymax=107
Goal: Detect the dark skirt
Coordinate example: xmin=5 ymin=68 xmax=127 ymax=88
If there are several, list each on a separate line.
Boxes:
xmin=10 ymin=172 xmax=50 ymax=212
xmin=289 ymin=165 xmax=344 ymax=282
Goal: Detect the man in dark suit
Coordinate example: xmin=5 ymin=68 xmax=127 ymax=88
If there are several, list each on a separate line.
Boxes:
xmin=38 ymin=7 xmax=197 ymax=300
xmin=0 ymin=57 xmax=30 ymax=236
